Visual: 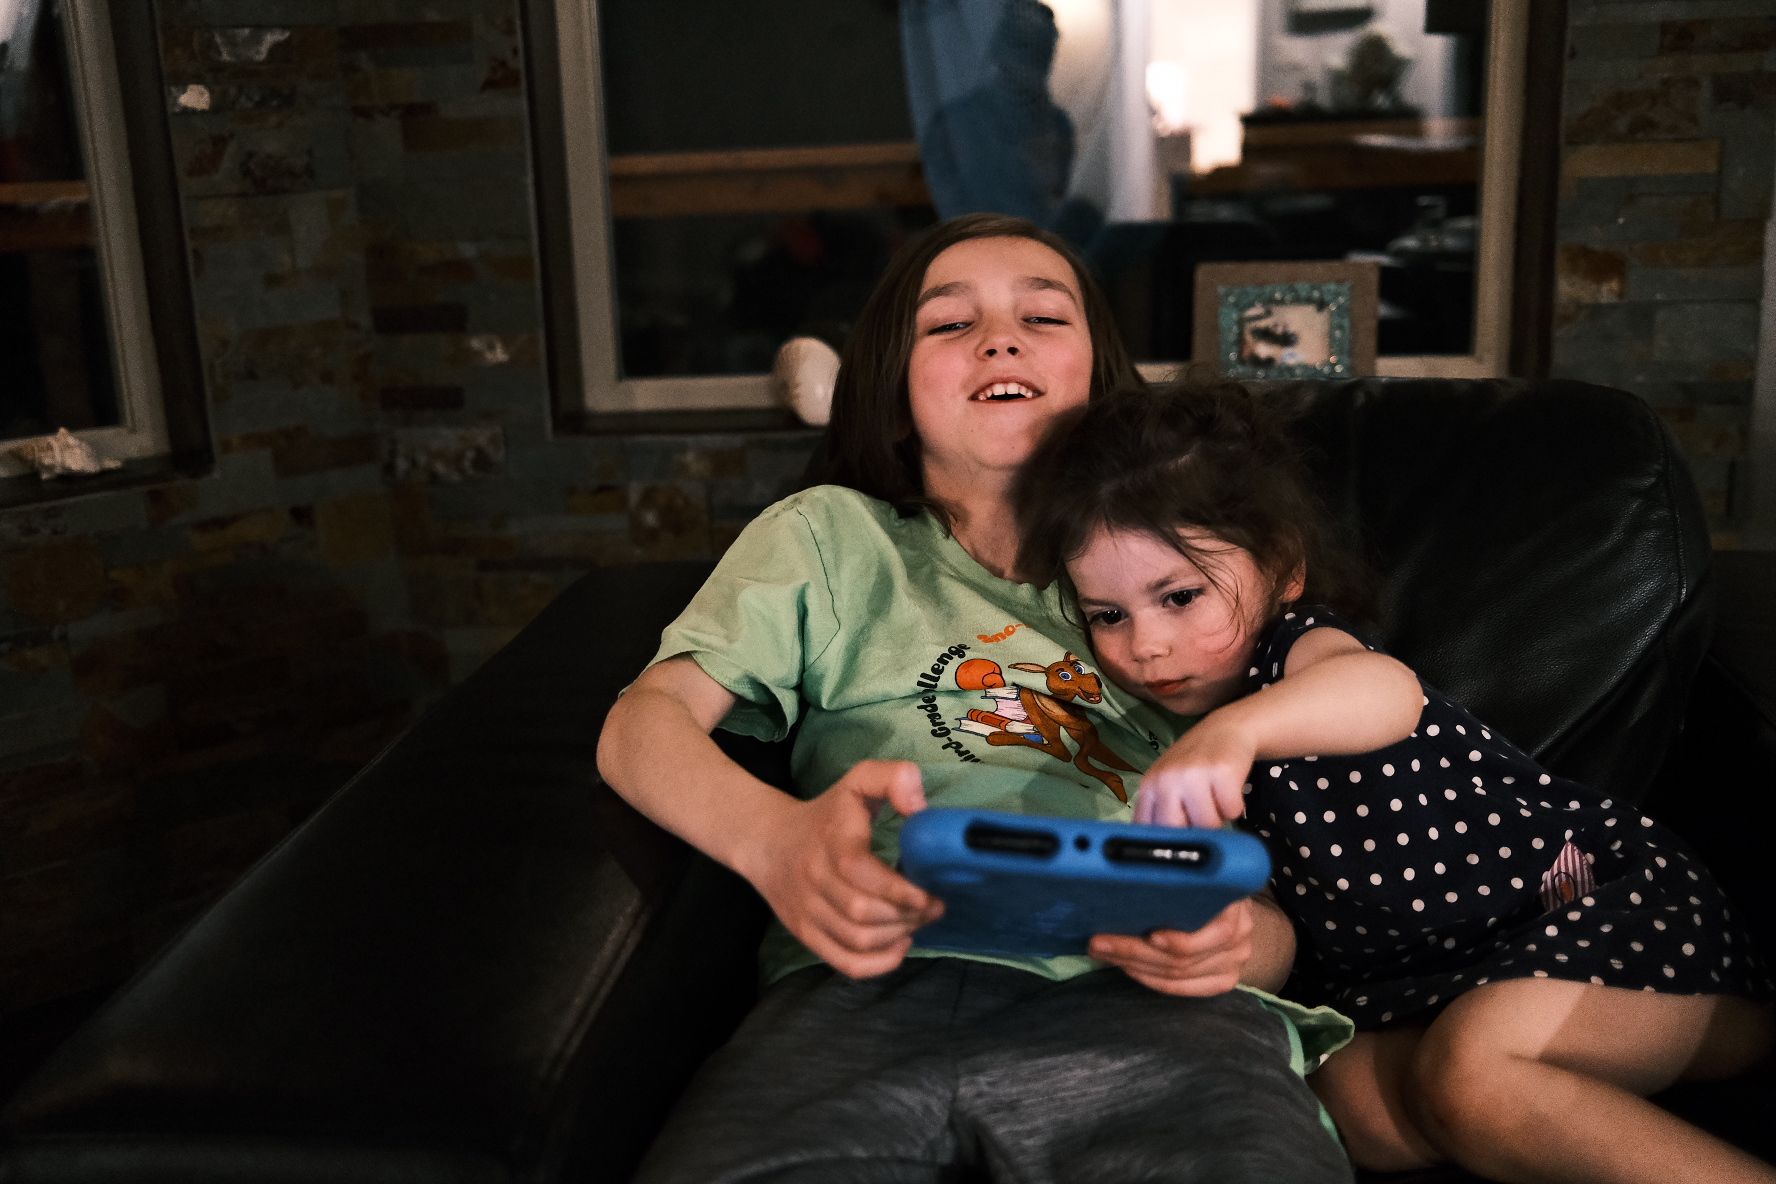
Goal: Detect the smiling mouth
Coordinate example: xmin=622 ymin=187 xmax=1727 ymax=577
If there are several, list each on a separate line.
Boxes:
xmin=970 ymin=382 xmax=1041 ymax=402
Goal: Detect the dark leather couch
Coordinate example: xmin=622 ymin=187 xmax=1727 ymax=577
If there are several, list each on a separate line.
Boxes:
xmin=4 ymin=378 xmax=1772 ymax=1183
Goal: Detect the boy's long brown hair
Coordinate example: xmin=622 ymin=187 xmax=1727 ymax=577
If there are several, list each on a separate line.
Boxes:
xmin=803 ymin=213 xmax=1145 ymax=518
xmin=1013 ymin=379 xmax=1372 ymax=620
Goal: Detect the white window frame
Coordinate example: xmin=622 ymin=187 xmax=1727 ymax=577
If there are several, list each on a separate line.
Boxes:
xmin=1372 ymin=0 xmax=1527 ymax=382
xmin=0 ymin=0 xmax=167 ymax=474
xmin=553 ymin=0 xmax=777 ymax=415
xmin=552 ymin=1 xmax=1529 ymax=416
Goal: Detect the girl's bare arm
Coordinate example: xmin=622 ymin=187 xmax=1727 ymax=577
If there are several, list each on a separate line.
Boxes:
xmin=597 ymin=657 xmax=942 ymax=977
xmin=1244 ymin=888 xmax=1297 ymax=992
xmin=596 ymin=656 xmax=795 ymax=875
xmin=1221 ymin=626 xmax=1423 ymax=761
xmin=1137 ymin=626 xmax=1423 ymax=830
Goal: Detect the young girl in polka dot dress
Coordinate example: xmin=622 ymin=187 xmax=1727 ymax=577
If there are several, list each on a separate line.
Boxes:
xmin=1013 ymin=381 xmax=1776 ymax=1184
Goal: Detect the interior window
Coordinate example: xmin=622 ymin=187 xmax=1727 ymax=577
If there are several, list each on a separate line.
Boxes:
xmin=0 ymin=0 xmax=195 ymax=484
xmin=537 ymin=0 xmax=1527 ymax=418
xmin=0 ymin=0 xmax=122 ymax=442
xmin=597 ymin=0 xmax=936 ymax=382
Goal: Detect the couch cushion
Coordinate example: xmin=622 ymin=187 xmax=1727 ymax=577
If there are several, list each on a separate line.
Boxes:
xmin=1267 ymin=378 xmax=1713 ymax=803
xmin=0 ymin=561 xmax=765 ymax=1184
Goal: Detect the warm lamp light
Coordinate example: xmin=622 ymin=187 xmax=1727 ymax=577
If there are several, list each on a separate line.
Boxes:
xmin=1146 ymin=60 xmax=1191 ymax=133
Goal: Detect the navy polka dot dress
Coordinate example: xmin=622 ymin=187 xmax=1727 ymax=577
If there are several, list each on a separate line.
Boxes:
xmin=1245 ymin=606 xmax=1774 ymax=1029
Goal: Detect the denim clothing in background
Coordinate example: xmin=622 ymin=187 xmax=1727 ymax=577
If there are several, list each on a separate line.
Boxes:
xmin=900 ymin=0 xmax=1095 ymax=240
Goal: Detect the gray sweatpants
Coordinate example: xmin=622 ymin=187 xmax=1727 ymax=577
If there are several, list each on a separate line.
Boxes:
xmin=634 ymin=958 xmax=1352 ymax=1184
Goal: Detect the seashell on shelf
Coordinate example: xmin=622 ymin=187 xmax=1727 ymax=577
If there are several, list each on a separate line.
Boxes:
xmin=12 ymin=428 xmax=125 ymax=479
xmin=770 ymin=336 xmax=840 ymax=427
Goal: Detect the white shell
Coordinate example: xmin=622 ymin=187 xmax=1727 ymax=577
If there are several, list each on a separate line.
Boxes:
xmin=15 ymin=428 xmax=124 ymax=479
xmin=770 ymin=336 xmax=840 ymax=427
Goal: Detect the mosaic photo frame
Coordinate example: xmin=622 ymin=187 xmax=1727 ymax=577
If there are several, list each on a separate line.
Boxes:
xmin=1192 ymin=261 xmax=1379 ymax=380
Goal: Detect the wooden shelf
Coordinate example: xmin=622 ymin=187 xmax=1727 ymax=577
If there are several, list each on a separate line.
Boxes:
xmin=607 ymin=142 xmax=930 ymax=219
xmin=0 ymin=180 xmax=91 ymax=207
xmin=0 ymin=179 xmax=93 ymax=251
xmin=1193 ymin=117 xmax=1481 ymax=195
xmin=1239 ymin=115 xmax=1478 ymax=149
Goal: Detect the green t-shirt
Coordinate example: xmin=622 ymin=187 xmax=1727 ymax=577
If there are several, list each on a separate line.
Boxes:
xmin=649 ymin=485 xmax=1351 ymax=1065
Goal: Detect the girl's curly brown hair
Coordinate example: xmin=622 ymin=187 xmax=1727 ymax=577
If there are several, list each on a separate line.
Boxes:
xmin=1012 ymin=378 xmax=1372 ymax=623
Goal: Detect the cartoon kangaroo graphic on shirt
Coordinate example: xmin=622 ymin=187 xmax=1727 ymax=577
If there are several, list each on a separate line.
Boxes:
xmin=953 ymin=654 xmax=1137 ymax=802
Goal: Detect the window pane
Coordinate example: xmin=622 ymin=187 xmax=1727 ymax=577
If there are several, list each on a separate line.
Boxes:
xmin=597 ymin=0 xmax=937 ymax=380
xmin=0 ymin=0 xmax=122 ymax=441
xmin=578 ymin=0 xmax=1497 ymax=392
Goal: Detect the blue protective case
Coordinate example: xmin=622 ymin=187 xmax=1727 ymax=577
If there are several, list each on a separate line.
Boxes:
xmin=898 ymin=808 xmax=1272 ymax=957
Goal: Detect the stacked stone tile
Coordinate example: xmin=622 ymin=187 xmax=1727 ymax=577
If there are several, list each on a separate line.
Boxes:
xmin=1555 ymin=3 xmax=1776 ymax=524
xmin=0 ymin=0 xmax=817 ymax=1048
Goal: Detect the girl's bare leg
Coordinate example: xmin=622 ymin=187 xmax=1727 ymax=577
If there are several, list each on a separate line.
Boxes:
xmin=1313 ymin=983 xmax=1774 ymax=1181
xmin=1311 ymin=1027 xmax=1439 ymax=1171
xmin=1406 ymin=980 xmax=1773 ymax=1184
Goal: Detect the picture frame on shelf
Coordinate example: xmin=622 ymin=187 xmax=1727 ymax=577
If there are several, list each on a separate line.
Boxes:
xmin=1192 ymin=260 xmax=1379 ymax=380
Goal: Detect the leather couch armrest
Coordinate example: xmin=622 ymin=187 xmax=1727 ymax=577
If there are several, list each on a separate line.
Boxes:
xmin=1 ymin=561 xmax=771 ymax=1184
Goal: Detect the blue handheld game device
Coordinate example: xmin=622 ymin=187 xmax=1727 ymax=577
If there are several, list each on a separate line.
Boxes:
xmin=898 ymin=808 xmax=1272 ymax=958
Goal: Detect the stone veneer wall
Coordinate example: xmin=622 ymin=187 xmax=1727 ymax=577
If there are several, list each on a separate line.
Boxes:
xmin=0 ymin=0 xmax=815 ymax=1032
xmin=1553 ymin=2 xmax=1775 ymax=522
xmin=0 ymin=0 xmax=1771 ymax=1036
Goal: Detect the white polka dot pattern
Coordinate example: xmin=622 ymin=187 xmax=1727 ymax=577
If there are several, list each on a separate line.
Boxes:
xmin=1243 ymin=606 xmax=1774 ymax=1028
